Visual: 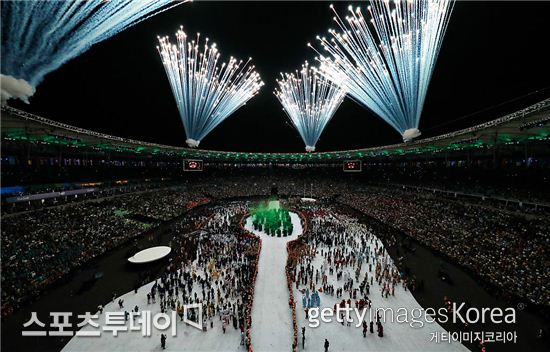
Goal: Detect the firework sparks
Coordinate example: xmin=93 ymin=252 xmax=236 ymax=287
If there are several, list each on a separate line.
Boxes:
xmin=275 ymin=62 xmax=346 ymax=152
xmin=157 ymin=27 xmax=264 ymax=147
xmin=311 ymin=1 xmax=454 ymax=141
xmin=1 ymin=0 xmax=189 ymax=104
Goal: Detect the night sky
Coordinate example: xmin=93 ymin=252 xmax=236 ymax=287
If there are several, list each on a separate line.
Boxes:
xmin=8 ymin=1 xmax=550 ymax=152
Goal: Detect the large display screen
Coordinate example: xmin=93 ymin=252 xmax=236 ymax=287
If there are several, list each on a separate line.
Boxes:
xmin=183 ymin=159 xmax=204 ymax=171
xmin=343 ymin=160 xmax=362 ymax=172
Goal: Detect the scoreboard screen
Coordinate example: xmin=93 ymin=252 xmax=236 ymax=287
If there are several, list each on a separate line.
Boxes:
xmin=183 ymin=159 xmax=204 ymax=171
xmin=343 ymin=160 xmax=362 ymax=172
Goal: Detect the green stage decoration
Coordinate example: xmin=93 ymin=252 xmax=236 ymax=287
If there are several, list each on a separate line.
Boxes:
xmin=250 ymin=201 xmax=293 ymax=237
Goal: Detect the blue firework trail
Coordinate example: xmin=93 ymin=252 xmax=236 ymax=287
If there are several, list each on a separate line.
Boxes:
xmin=311 ymin=1 xmax=454 ymax=141
xmin=156 ymin=27 xmax=264 ymax=148
xmin=1 ymin=0 xmax=189 ymax=103
xmin=275 ymin=62 xmax=346 ymax=152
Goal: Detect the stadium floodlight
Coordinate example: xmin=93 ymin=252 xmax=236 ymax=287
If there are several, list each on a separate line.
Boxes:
xmin=274 ymin=61 xmax=346 ymax=152
xmin=310 ymin=1 xmax=454 ymax=142
xmin=157 ymin=27 xmax=264 ymax=148
xmin=0 ymin=0 xmax=189 ymax=104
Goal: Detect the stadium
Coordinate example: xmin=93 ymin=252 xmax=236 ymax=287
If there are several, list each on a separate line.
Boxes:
xmin=1 ymin=1 xmax=549 ymax=352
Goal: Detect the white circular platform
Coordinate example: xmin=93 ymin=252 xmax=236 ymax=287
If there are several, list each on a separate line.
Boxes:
xmin=127 ymin=246 xmax=171 ymax=264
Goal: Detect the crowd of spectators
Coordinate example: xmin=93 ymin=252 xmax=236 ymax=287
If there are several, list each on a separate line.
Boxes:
xmin=364 ymin=166 xmax=550 ymax=204
xmin=339 ymin=188 xmax=550 ymax=306
xmin=1 ymin=187 xmax=207 ymax=316
xmin=110 ymin=188 xmax=209 ymax=221
xmin=185 ymin=175 xmax=350 ymax=200
xmin=3 ymin=174 xmax=548 ymax=320
xmin=1 ymin=180 xmax=184 ymax=216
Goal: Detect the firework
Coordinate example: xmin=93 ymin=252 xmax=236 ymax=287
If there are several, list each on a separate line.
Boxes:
xmin=157 ymin=28 xmax=264 ymax=147
xmin=1 ymin=0 xmax=189 ymax=104
xmin=311 ymin=1 xmax=454 ymax=141
xmin=275 ymin=62 xmax=346 ymax=152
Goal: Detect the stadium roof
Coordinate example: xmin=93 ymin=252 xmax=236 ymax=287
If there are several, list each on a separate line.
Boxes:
xmin=2 ymin=98 xmax=549 ymax=163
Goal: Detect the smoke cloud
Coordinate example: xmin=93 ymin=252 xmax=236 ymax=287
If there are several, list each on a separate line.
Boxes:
xmin=186 ymin=138 xmax=200 ymax=148
xmin=1 ymin=74 xmax=35 ymax=104
xmin=305 ymin=145 xmax=316 ymax=152
xmin=402 ymin=128 xmax=422 ymax=142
